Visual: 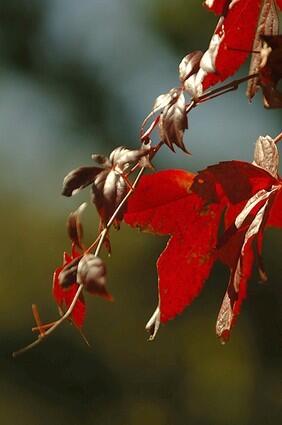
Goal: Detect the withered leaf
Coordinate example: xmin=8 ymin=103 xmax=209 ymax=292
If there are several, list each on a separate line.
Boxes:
xmin=62 ymin=166 xmax=102 ymax=197
xmin=141 ymin=88 xmax=190 ymax=152
xmin=159 ymin=91 xmax=189 ymax=153
xmin=77 ymin=254 xmax=112 ymax=300
xmin=109 ymin=146 xmax=151 ymax=171
xmin=63 ymin=146 xmax=150 ymax=228
xmin=67 ymin=202 xmax=87 ymax=250
xmin=152 ymin=88 xmax=180 ymax=115
xmin=252 ymin=135 xmax=279 ymax=177
xmin=91 ymin=169 xmax=128 ymax=227
xmin=260 ymin=35 xmax=282 ymax=108
xmin=247 ymin=0 xmax=279 ymax=100
xmin=58 ymin=256 xmax=81 ymax=288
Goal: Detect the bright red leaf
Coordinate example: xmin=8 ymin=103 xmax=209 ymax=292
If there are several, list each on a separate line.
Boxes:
xmin=124 ymin=170 xmax=223 ymax=327
xmin=187 ymin=0 xmax=263 ymax=96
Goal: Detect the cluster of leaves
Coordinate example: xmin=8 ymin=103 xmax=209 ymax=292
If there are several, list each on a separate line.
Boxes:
xmin=126 ymin=135 xmax=282 ymax=342
xmin=14 ymin=0 xmax=282 ymax=356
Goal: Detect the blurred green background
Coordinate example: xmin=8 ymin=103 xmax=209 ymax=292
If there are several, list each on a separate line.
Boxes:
xmin=0 ymin=1 xmax=281 ymax=424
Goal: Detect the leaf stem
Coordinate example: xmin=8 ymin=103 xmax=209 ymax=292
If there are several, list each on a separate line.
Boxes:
xmin=196 ymin=73 xmax=259 ymax=104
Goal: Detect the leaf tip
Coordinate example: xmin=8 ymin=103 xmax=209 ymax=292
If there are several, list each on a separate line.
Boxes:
xmin=145 ymin=306 xmax=160 ymax=341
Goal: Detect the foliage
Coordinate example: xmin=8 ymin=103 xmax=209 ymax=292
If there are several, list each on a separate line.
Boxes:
xmin=14 ymin=0 xmax=282 ymax=357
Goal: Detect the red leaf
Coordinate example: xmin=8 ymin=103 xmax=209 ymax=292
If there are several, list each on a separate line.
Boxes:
xmin=188 ymin=0 xmax=263 ymax=96
xmin=125 ymin=170 xmax=195 ymax=235
xmin=204 ymin=0 xmax=263 ymax=89
xmin=195 ymin=150 xmax=281 ymax=339
xmin=125 ymin=170 xmax=223 ymax=323
xmin=125 ymin=136 xmax=282 ymax=340
xmin=192 ymin=160 xmax=277 ymax=205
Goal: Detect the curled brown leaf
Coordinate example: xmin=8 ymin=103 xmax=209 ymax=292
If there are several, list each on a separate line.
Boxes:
xmin=260 ymin=35 xmax=282 ymax=108
xmin=63 ymin=146 xmax=150 ymax=227
xmin=159 ymin=90 xmax=189 ymax=153
xmin=67 ymin=203 xmax=87 ymax=250
xmin=58 ymin=256 xmax=81 ymax=288
xmin=247 ymin=0 xmax=279 ymax=100
xmin=77 ymin=254 xmax=112 ymax=300
xmin=62 ymin=167 xmax=102 ymax=197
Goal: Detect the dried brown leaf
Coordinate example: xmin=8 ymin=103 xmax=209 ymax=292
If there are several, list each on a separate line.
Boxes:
xmin=59 ymin=256 xmax=81 ymax=288
xmin=62 ymin=166 xmax=102 ymax=197
xmin=247 ymin=0 xmax=279 ymax=100
xmin=159 ymin=91 xmax=189 ymax=153
xmin=152 ymin=89 xmax=179 ymax=114
xmin=67 ymin=203 xmax=87 ymax=250
xmin=253 ymin=135 xmax=279 ymax=177
xmin=260 ymin=35 xmax=282 ymax=108
xmin=77 ymin=254 xmax=112 ymax=300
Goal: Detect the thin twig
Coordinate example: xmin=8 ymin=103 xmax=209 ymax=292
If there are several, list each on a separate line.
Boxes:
xmin=274 ymin=131 xmax=282 ymax=145
xmin=141 ymin=115 xmax=160 ymax=141
xmin=185 ymin=100 xmax=195 ymax=113
xmin=32 ymin=304 xmax=45 ymax=337
xmin=13 ymin=285 xmax=84 ymax=357
xmin=13 ymin=167 xmax=146 ymax=358
xmin=196 ymin=73 xmax=259 ymax=104
xmin=84 ymin=232 xmax=103 ymax=255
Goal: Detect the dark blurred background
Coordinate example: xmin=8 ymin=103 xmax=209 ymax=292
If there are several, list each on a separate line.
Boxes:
xmin=0 ymin=1 xmax=281 ymax=424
